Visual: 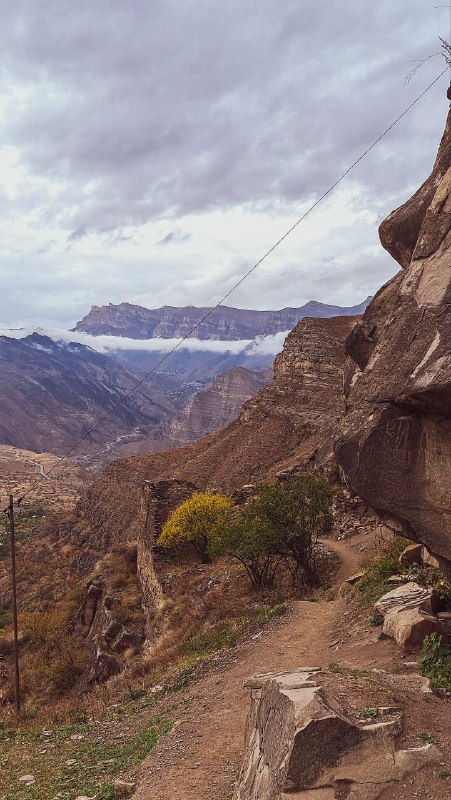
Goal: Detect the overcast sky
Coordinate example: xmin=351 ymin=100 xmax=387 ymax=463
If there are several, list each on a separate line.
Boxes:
xmin=0 ymin=0 xmax=449 ymax=329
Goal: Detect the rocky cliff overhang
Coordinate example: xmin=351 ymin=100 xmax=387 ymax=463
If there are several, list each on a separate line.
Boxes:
xmin=335 ymin=107 xmax=451 ymax=572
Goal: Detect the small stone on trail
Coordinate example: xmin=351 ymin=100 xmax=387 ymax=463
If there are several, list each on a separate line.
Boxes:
xmin=18 ymin=775 xmax=35 ymax=785
xmin=113 ymin=778 xmax=136 ymax=797
xmin=65 ymin=758 xmax=77 ymax=766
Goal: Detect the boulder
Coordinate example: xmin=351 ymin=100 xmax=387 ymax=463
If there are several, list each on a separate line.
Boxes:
xmin=234 ymin=671 xmax=440 ymax=800
xmin=335 ymin=109 xmax=451 ymax=574
xmin=374 ymin=582 xmax=440 ymax=652
xmin=399 ymin=543 xmax=423 ymax=567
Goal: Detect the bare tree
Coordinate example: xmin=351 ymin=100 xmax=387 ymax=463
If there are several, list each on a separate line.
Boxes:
xmin=404 ymin=37 xmax=451 ymax=84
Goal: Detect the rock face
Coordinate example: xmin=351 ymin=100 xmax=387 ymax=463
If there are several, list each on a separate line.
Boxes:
xmin=234 ymin=670 xmax=440 ymax=800
xmin=73 ymin=578 xmax=145 ymax=685
xmin=166 ymin=366 xmax=272 ymax=445
xmin=335 ymin=109 xmax=451 ymax=572
xmin=374 ymin=582 xmax=441 ymax=652
xmin=75 ymin=300 xmax=371 ymax=341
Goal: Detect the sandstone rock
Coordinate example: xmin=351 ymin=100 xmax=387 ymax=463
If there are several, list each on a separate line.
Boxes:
xmin=335 ymin=109 xmax=451 ymax=574
xmin=382 ymin=606 xmax=439 ymax=652
xmin=345 ymin=571 xmax=365 ymax=585
xmin=374 ymin=582 xmax=433 ymax=615
xmin=374 ymin=582 xmax=440 ymax=652
xmin=234 ymin=671 xmax=440 ymax=800
xmin=399 ymin=543 xmax=423 ymax=567
xmin=18 ymin=775 xmax=35 ymax=785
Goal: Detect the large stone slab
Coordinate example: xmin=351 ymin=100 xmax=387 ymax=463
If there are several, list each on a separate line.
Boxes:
xmin=234 ymin=671 xmax=440 ymax=800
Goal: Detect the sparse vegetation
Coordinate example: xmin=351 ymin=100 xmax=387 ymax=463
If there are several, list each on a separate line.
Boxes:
xmin=21 ymin=600 xmax=88 ymax=697
xmin=0 ymin=714 xmax=172 ymax=800
xmin=420 ymin=633 xmax=451 ymax=693
xmin=326 ymin=662 xmax=370 ymax=679
xmin=360 ymin=707 xmax=378 ymax=719
xmin=416 ymin=732 xmax=437 ymax=744
xmin=355 ymin=535 xmax=411 ymax=606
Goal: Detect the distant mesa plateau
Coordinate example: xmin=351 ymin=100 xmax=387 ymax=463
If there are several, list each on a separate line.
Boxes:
xmin=74 ymin=298 xmax=372 ymax=341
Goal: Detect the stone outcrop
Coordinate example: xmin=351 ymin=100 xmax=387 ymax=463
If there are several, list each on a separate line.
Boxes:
xmin=335 ymin=108 xmax=451 ymax=572
xmin=73 ymin=579 xmax=145 ymax=685
xmin=374 ymin=582 xmax=441 ymax=652
xmin=234 ymin=670 xmax=440 ymax=800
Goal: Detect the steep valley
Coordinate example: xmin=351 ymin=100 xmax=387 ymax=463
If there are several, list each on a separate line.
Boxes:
xmin=0 ymin=109 xmax=450 ymax=800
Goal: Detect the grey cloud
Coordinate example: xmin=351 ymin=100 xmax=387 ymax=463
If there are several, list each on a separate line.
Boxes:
xmin=0 ymin=0 xmax=447 ymax=234
xmin=157 ymin=229 xmax=191 ymax=246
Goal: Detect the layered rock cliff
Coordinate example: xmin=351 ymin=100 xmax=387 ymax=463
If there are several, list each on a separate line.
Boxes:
xmin=336 ymin=108 xmax=451 ymax=571
xmin=75 ymin=300 xmax=370 ymax=340
xmin=163 ymin=366 xmax=272 ymax=446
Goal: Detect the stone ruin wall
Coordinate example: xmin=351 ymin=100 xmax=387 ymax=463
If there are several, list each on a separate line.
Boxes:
xmin=137 ymin=478 xmax=198 ymax=612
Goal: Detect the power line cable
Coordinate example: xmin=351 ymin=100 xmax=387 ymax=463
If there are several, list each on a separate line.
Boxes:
xmin=3 ymin=67 xmax=448 ymax=510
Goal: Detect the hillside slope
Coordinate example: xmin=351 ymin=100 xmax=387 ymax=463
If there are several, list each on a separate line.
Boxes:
xmin=123 ymin=366 xmax=272 ymax=453
xmin=0 ymin=333 xmax=176 ymax=460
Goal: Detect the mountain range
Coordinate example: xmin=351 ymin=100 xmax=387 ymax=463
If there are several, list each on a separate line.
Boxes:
xmin=74 ymin=298 xmax=372 ymax=340
xmin=0 ymin=297 xmax=370 ymax=465
xmin=0 ymin=333 xmax=177 ymax=460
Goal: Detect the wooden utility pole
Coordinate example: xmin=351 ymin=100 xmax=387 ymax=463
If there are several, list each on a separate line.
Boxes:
xmin=8 ymin=495 xmax=21 ymax=715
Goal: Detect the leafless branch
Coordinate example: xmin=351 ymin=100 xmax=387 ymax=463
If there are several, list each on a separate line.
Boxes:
xmin=440 ymin=36 xmax=451 ymax=67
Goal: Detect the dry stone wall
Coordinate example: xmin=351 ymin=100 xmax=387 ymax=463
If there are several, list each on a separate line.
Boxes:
xmin=137 ymin=478 xmax=198 ymax=611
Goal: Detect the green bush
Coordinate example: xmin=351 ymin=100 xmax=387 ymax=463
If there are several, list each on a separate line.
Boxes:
xmin=213 ymin=476 xmax=333 ymax=588
xmin=420 ymin=633 xmax=451 ymax=692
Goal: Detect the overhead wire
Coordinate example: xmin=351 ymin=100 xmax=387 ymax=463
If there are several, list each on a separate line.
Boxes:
xmin=2 ymin=66 xmax=448 ymax=511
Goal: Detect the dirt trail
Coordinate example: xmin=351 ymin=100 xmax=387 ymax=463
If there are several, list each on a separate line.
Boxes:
xmin=133 ymin=536 xmax=379 ymax=800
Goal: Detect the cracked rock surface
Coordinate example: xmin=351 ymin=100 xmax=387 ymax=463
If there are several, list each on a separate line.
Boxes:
xmin=335 ymin=108 xmax=451 ymax=572
xmin=234 ymin=671 xmax=440 ymax=800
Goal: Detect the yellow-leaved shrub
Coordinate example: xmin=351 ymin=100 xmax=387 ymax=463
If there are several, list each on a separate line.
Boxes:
xmin=157 ymin=492 xmax=232 ymax=562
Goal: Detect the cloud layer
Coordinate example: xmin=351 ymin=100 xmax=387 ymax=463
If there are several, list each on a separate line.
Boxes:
xmin=0 ymin=1 xmax=448 ymax=327
xmin=0 ymin=326 xmax=289 ymax=357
